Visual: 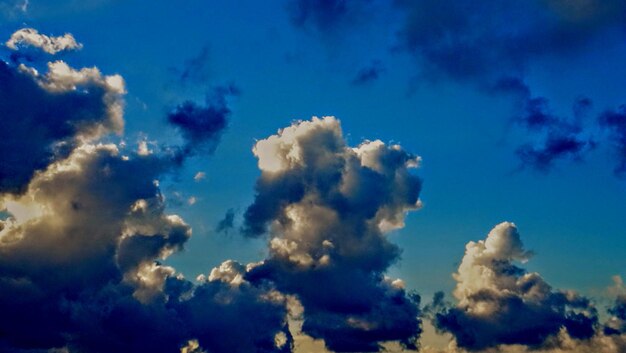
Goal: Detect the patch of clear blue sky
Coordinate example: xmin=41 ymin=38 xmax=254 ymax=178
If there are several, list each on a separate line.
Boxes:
xmin=1 ymin=0 xmax=624 ymax=303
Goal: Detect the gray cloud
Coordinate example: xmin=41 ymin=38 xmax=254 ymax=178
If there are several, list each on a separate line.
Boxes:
xmin=243 ymin=116 xmax=423 ymax=352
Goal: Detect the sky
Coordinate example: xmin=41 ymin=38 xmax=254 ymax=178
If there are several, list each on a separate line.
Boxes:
xmin=0 ymin=1 xmax=625 ymax=352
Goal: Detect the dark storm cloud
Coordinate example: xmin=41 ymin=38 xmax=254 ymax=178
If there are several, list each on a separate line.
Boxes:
xmin=351 ymin=60 xmax=385 ymax=85
xmin=243 ymin=117 xmax=423 ymax=352
xmin=431 ymin=222 xmax=598 ymax=351
xmin=0 ymin=59 xmax=124 ymax=194
xmin=395 ymin=0 xmax=626 ymax=82
xmin=167 ymin=84 xmax=239 ymax=156
xmin=599 ymin=105 xmax=626 ymax=177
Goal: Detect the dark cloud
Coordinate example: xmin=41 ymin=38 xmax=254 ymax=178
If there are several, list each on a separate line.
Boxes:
xmin=605 ymin=295 xmax=626 ymax=335
xmin=495 ymin=78 xmax=595 ymax=171
xmin=395 ymin=0 xmax=626 ymax=82
xmin=599 ymin=105 xmax=626 ymax=177
xmin=215 ymin=208 xmax=236 ymax=234
xmin=167 ymin=84 xmax=239 ymax=156
xmin=243 ymin=117 xmax=423 ymax=352
xmin=431 ymin=222 xmax=598 ymax=351
xmin=351 ymin=60 xmax=385 ymax=85
xmin=0 ymin=59 xmax=124 ymax=194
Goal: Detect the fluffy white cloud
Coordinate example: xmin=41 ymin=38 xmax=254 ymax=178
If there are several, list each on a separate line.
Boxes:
xmin=6 ymin=28 xmax=82 ymax=54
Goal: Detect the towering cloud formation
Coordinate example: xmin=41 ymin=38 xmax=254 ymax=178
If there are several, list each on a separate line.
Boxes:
xmin=0 ymin=31 xmax=291 ymax=353
xmin=243 ymin=117 xmax=423 ymax=352
xmin=432 ymin=222 xmax=597 ymax=351
xmin=6 ymin=28 xmax=82 ymax=54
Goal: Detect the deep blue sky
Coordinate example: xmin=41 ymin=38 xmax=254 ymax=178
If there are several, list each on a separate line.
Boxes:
xmin=1 ymin=2 xmax=625 ymax=350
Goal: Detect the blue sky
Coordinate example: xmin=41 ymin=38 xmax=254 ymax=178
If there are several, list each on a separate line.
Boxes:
xmin=1 ymin=1 xmax=626 ymax=352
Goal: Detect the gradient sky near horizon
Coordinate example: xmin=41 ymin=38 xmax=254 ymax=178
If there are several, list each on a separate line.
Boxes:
xmin=1 ymin=1 xmax=626 ymax=352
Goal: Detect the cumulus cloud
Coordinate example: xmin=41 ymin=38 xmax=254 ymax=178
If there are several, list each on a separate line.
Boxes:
xmin=167 ymin=84 xmax=239 ymax=157
xmin=6 ymin=28 xmax=83 ymax=55
xmin=431 ymin=222 xmax=598 ymax=351
xmin=0 ymin=141 xmax=291 ymax=353
xmin=0 ymin=59 xmax=124 ymax=194
xmin=0 ymin=35 xmax=292 ymax=352
xmin=605 ymin=294 xmax=626 ymax=336
xmin=243 ymin=116 xmax=423 ymax=352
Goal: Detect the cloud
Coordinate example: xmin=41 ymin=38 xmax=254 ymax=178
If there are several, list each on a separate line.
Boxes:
xmin=395 ymin=0 xmax=626 ymax=82
xmin=0 ymin=59 xmax=124 ymax=194
xmin=351 ymin=60 xmax=385 ymax=86
xmin=193 ymin=171 xmax=206 ymax=182
xmin=286 ymin=0 xmax=372 ymax=33
xmin=598 ymin=105 xmax=626 ymax=177
xmin=605 ymin=294 xmax=626 ymax=336
xmin=494 ymin=78 xmax=595 ymax=170
xmin=6 ymin=28 xmax=82 ymax=55
xmin=215 ymin=208 xmax=236 ymax=234
xmin=243 ymin=116 xmax=423 ymax=352
xmin=0 ymin=142 xmax=292 ymax=353
xmin=0 ymin=37 xmax=292 ymax=353
xmin=431 ymin=222 xmax=598 ymax=351
xmin=167 ymin=84 xmax=239 ymax=157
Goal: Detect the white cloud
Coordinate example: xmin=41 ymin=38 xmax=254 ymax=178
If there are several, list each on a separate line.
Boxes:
xmin=6 ymin=28 xmax=82 ymax=54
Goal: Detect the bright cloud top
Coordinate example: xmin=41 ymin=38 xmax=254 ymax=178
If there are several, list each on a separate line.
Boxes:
xmin=6 ymin=28 xmax=83 ymax=54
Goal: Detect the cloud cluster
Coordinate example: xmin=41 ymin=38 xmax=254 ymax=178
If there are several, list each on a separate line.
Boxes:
xmin=495 ymin=78 xmax=595 ymax=170
xmin=431 ymin=222 xmax=597 ymax=351
xmin=0 ymin=58 xmax=124 ymax=194
xmin=243 ymin=117 xmax=423 ymax=352
xmin=0 ymin=33 xmax=291 ymax=353
xmin=6 ymin=28 xmax=82 ymax=55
